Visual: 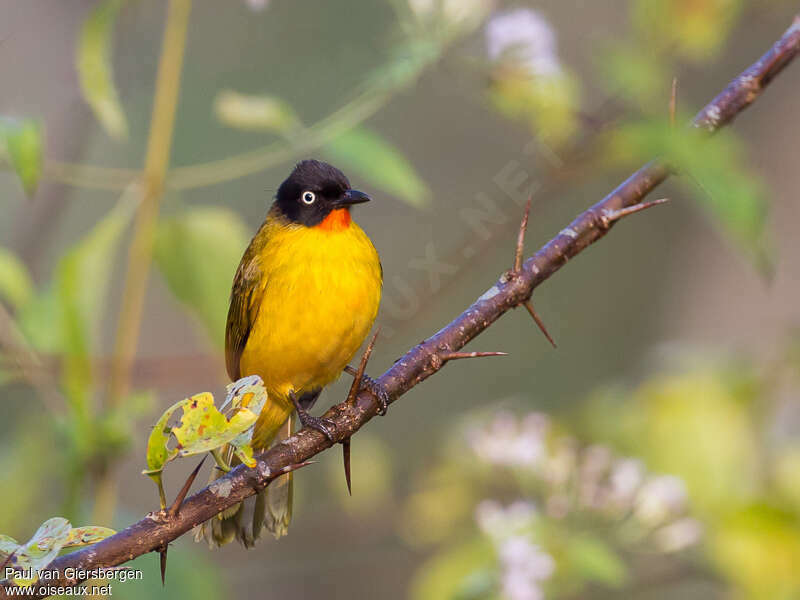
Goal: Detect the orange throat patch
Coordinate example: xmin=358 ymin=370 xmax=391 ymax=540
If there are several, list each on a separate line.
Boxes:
xmin=316 ymin=208 xmax=352 ymax=231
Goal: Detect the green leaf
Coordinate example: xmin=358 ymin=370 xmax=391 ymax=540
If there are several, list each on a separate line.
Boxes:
xmin=214 ymin=91 xmax=300 ymax=133
xmin=55 ymin=191 xmax=136 ymax=413
xmin=596 ymin=42 xmax=667 ymax=107
xmin=564 ymin=534 xmax=628 ymax=587
xmin=77 ymin=0 xmax=128 ymax=140
xmin=16 ymin=287 xmax=63 ymax=354
xmin=0 ymin=117 xmax=43 ymax=195
xmin=607 ymin=121 xmax=771 ymax=272
xmin=411 ymin=538 xmax=496 ymax=600
xmin=323 ymin=127 xmax=431 ymax=209
xmin=0 ymin=247 xmax=33 ymax=310
xmin=154 ymin=206 xmax=250 ymax=348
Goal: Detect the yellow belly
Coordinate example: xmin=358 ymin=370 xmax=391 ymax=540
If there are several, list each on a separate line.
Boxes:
xmin=239 ymin=219 xmax=382 ymax=407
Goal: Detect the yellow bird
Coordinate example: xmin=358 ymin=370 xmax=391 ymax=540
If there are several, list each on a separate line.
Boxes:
xmin=198 ymin=160 xmax=384 ymax=547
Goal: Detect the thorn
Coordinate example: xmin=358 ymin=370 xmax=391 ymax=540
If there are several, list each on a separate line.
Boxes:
xmin=279 ymin=460 xmax=316 ymax=475
xmin=442 ymin=351 xmax=508 ymax=361
xmin=513 ymin=197 xmax=533 ymax=273
xmin=601 ymin=198 xmax=670 ymax=228
xmin=342 ymin=438 xmax=352 ymax=496
xmin=670 ymin=77 xmax=678 ymax=129
xmin=347 ymin=329 xmax=380 ymax=406
xmin=159 ymin=545 xmax=167 ymax=587
xmin=167 ymin=456 xmax=207 ymax=517
xmin=343 ymin=332 xmax=374 ymax=494
xmin=524 ymin=301 xmax=557 ymax=349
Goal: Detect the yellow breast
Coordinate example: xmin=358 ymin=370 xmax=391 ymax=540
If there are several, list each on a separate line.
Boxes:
xmin=239 ymin=214 xmax=382 ymax=403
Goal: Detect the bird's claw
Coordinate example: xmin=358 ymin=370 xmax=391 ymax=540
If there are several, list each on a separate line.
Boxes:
xmin=297 ymin=412 xmax=336 ymax=442
xmin=361 ymin=374 xmax=389 ymax=416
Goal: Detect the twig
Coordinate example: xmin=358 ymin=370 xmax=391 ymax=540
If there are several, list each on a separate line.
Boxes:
xmin=2 ymin=14 xmax=798 ymax=600
xmin=670 ymin=76 xmax=678 ymax=128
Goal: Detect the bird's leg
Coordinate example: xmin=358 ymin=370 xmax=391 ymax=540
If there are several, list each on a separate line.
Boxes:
xmin=360 ymin=374 xmax=390 ymax=415
xmin=343 ymin=365 xmax=390 ymax=415
xmin=289 ymin=390 xmax=335 ymax=442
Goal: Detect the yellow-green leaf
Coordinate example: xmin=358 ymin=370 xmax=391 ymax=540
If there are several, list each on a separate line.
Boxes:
xmin=62 ymin=526 xmax=116 ymax=548
xmin=142 ymin=397 xmax=188 ymax=507
xmin=171 ymin=392 xmax=259 ymax=457
xmin=214 ymin=91 xmax=300 ymax=133
xmin=0 ymin=117 xmax=43 ymax=196
xmin=226 ymin=378 xmax=269 ymax=467
xmin=77 ymin=0 xmax=128 ymax=140
xmin=2 ymin=518 xmax=72 ymax=586
xmin=0 ymin=247 xmax=33 ymax=310
xmin=324 ymin=127 xmax=431 ymax=209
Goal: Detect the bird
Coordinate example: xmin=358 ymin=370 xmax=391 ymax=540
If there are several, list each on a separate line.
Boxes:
xmin=196 ymin=159 xmax=385 ymax=548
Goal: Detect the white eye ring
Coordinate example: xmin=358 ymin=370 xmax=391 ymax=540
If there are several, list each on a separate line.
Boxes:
xmin=301 ymin=191 xmax=316 ymax=205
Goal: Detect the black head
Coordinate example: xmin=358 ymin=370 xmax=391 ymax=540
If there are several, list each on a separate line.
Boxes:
xmin=274 ymin=160 xmax=370 ymax=227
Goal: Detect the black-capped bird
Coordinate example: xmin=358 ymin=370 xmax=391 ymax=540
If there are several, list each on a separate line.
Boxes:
xmin=197 ymin=160 xmax=383 ymax=547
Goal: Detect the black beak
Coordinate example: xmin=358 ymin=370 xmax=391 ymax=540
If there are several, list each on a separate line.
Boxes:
xmin=336 ymin=189 xmax=371 ymax=207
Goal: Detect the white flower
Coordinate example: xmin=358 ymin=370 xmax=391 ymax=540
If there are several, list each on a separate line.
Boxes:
xmin=468 ymin=412 xmax=547 ymax=468
xmin=499 ymin=537 xmax=555 ymax=579
xmin=474 ymin=499 xmax=536 ymax=539
xmin=486 ymin=9 xmax=562 ymax=77
xmin=653 ymin=517 xmax=703 ymax=552
xmin=502 ymin=570 xmax=544 ymax=600
xmin=634 ymin=475 xmax=688 ymax=526
xmin=607 ymin=458 xmax=645 ymax=507
xmin=499 ymin=537 xmax=555 ymax=600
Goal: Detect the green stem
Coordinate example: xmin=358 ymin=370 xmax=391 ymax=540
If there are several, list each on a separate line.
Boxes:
xmin=94 ymin=0 xmax=192 ymax=527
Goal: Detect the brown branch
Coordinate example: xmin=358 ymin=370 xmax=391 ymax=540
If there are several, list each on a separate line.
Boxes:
xmin=2 ymin=14 xmax=799 ymax=599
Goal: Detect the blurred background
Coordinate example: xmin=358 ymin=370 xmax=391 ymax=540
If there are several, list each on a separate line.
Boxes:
xmin=1 ymin=0 xmax=799 ymax=598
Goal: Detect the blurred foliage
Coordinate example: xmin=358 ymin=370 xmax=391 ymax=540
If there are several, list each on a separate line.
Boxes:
xmin=77 ymin=0 xmax=128 ymax=141
xmin=155 ymin=206 xmax=250 ymax=347
xmin=631 ymin=0 xmax=743 ymax=61
xmin=576 ymin=350 xmax=800 ymax=600
xmin=404 ymin=404 xmax=703 ymax=599
xmin=405 ymin=343 xmax=800 ymax=599
xmin=0 ymin=117 xmax=43 ymax=195
xmin=606 ymin=122 xmax=771 ymax=272
xmin=0 ymin=246 xmax=34 ymax=310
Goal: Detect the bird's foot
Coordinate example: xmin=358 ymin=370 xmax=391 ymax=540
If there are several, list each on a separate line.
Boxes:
xmin=360 ymin=374 xmax=390 ymax=416
xmin=289 ymin=391 xmax=335 ymax=441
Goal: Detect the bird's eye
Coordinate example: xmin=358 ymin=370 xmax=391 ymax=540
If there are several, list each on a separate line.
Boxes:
xmin=301 ymin=191 xmax=316 ymax=205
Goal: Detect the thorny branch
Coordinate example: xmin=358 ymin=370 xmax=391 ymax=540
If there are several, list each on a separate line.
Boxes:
xmin=2 ymin=14 xmax=799 ymax=599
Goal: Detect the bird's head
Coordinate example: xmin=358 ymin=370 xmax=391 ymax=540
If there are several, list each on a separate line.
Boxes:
xmin=274 ymin=159 xmax=371 ymax=229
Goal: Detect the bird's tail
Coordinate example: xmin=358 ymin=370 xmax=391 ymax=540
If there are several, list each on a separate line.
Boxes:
xmin=195 ymin=401 xmax=294 ymax=548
